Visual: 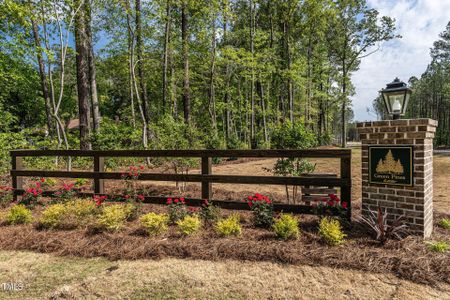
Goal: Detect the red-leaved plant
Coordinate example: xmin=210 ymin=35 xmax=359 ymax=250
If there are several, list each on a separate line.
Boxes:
xmin=53 ymin=183 xmax=77 ymax=202
xmin=247 ymin=193 xmax=274 ymax=228
xmin=167 ymin=197 xmax=187 ymax=223
xmin=20 ymin=181 xmax=43 ymax=208
xmin=93 ymin=195 xmax=108 ymax=207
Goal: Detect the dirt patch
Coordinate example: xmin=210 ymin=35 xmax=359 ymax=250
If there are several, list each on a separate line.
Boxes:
xmin=0 ymin=207 xmax=448 ymax=286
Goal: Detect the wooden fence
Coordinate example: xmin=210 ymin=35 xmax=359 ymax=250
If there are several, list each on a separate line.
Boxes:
xmin=10 ymin=149 xmax=352 ymax=220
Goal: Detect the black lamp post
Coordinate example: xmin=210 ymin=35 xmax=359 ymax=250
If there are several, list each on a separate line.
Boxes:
xmin=380 ymin=78 xmax=412 ymax=120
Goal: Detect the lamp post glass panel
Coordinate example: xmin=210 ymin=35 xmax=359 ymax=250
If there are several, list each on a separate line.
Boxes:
xmin=380 ymin=78 xmax=412 ymax=120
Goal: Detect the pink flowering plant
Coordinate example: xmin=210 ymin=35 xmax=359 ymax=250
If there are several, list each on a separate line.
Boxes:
xmin=20 ymin=181 xmax=43 ymax=208
xmin=53 ymin=182 xmax=77 ymax=202
xmin=166 ymin=197 xmax=188 ymax=223
xmin=312 ymin=194 xmax=349 ymax=220
xmin=247 ymin=193 xmax=274 ymax=228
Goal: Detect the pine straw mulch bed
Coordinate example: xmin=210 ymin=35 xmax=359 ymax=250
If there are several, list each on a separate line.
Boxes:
xmin=0 ymin=204 xmax=448 ymax=286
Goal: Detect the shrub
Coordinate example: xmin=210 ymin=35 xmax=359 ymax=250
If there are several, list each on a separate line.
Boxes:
xmin=53 ymin=183 xmax=77 ymax=202
xmin=39 ymin=204 xmax=68 ymax=229
xmin=318 ymin=217 xmax=346 ymax=246
xmin=273 ymin=214 xmax=300 ymax=240
xmin=167 ymin=197 xmax=187 ymax=223
xmin=20 ymin=181 xmax=43 ymax=208
xmin=426 ymin=241 xmax=450 ymax=253
xmin=247 ymin=193 xmax=273 ymax=228
xmin=215 ymin=214 xmax=241 ymax=237
xmin=66 ymin=199 xmax=99 ymax=224
xmin=5 ymin=204 xmax=33 ymax=225
xmin=176 ymin=215 xmax=202 ymax=236
xmin=98 ymin=204 xmax=129 ymax=231
xmin=359 ymin=204 xmax=408 ymax=244
xmin=438 ymin=218 xmax=450 ymax=230
xmin=0 ymin=185 xmax=13 ymax=208
xmin=312 ymin=194 xmax=349 ymax=221
xmin=199 ymin=199 xmax=220 ymax=223
xmin=140 ymin=212 xmax=169 ymax=236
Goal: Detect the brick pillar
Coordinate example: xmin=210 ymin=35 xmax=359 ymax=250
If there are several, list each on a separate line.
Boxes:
xmin=357 ymin=119 xmax=437 ymax=238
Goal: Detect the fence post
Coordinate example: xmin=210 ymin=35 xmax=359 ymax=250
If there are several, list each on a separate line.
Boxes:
xmin=94 ymin=155 xmax=105 ymax=194
xmin=201 ymin=156 xmax=212 ymax=199
xmin=340 ymin=153 xmax=352 ymax=221
xmin=11 ymin=154 xmax=23 ymax=201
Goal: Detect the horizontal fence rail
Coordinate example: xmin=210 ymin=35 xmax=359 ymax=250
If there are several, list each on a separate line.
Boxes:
xmin=10 ymin=149 xmax=352 ymax=219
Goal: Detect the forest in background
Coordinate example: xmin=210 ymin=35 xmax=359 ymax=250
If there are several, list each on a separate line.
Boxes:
xmin=372 ymin=22 xmax=450 ymax=147
xmin=0 ymin=0 xmax=405 ymax=163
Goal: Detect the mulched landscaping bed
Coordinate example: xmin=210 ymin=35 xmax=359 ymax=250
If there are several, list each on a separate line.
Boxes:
xmin=0 ymin=203 xmax=448 ymax=286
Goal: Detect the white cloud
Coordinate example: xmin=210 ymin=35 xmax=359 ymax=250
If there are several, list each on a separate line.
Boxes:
xmin=352 ymin=0 xmax=450 ymax=121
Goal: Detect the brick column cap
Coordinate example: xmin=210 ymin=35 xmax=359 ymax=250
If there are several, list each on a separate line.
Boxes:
xmin=357 ymin=118 xmax=437 ymax=130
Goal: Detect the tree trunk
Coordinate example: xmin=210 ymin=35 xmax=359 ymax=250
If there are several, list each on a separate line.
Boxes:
xmin=181 ymin=0 xmax=190 ymax=124
xmin=85 ymin=0 xmax=100 ymax=133
xmin=75 ymin=0 xmax=91 ymax=150
xmin=135 ymin=0 xmax=150 ymax=125
xmin=208 ymin=8 xmax=217 ymax=133
xmin=30 ymin=14 xmax=53 ymax=135
xmin=162 ymin=0 xmax=171 ymax=114
xmin=341 ymin=61 xmax=347 ymax=148
xmin=124 ymin=0 xmax=136 ymax=128
xmin=249 ymin=0 xmax=255 ymax=148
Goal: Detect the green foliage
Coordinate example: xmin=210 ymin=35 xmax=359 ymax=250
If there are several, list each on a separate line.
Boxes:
xmin=140 ymin=212 xmax=169 ymax=236
xmin=167 ymin=198 xmax=188 ymax=224
xmin=318 ymin=217 xmax=346 ymax=246
xmin=426 ymin=241 xmax=450 ymax=253
xmin=271 ymin=121 xmax=318 ymax=150
xmin=176 ymin=215 xmax=202 ymax=236
xmin=200 ymin=200 xmax=221 ymax=223
xmin=98 ymin=204 xmax=130 ymax=231
xmin=66 ymin=199 xmax=98 ymax=223
xmin=438 ymin=218 xmax=450 ymax=230
xmin=38 ymin=200 xmax=98 ymax=229
xmin=39 ymin=204 xmax=68 ymax=229
xmin=273 ymin=214 xmax=300 ymax=240
xmin=247 ymin=194 xmax=274 ymax=228
xmin=215 ymin=214 xmax=242 ymax=237
xmin=4 ymin=204 xmax=32 ymax=225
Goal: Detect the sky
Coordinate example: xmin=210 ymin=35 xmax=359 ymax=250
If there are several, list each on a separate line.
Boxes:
xmin=352 ymin=0 xmax=450 ymax=122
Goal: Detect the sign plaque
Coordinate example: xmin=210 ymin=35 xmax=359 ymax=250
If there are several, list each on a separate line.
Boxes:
xmin=369 ymin=146 xmax=413 ymax=186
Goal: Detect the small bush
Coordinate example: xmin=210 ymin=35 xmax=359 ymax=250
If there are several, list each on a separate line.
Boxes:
xmin=5 ymin=204 xmax=33 ymax=225
xmin=140 ymin=212 xmax=169 ymax=236
xmin=318 ymin=217 xmax=346 ymax=246
xmin=247 ymin=193 xmax=273 ymax=228
xmin=66 ymin=199 xmax=99 ymax=226
xmin=273 ymin=214 xmax=300 ymax=240
xmin=176 ymin=215 xmax=201 ymax=236
xmin=98 ymin=204 xmax=129 ymax=231
xmin=39 ymin=204 xmax=68 ymax=229
xmin=438 ymin=218 xmax=450 ymax=230
xmin=426 ymin=241 xmax=450 ymax=253
xmin=200 ymin=200 xmax=220 ymax=223
xmin=215 ymin=214 xmax=241 ymax=237
xmin=167 ymin=198 xmax=187 ymax=223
